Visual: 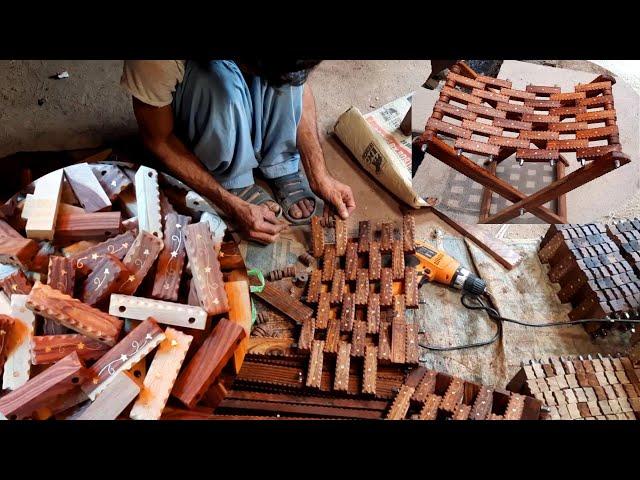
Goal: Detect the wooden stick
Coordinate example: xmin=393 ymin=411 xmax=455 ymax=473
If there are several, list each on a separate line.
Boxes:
xmin=63 ymin=163 xmax=111 ymax=213
xmin=253 ymin=282 xmax=313 ymax=325
xmin=69 ymin=371 xmax=140 ymax=420
xmin=109 ymin=294 xmax=208 ymax=330
xmin=151 ymin=213 xmax=191 ymax=301
xmin=31 ymin=334 xmax=110 ymax=365
xmin=134 ymin=166 xmax=163 ymax=239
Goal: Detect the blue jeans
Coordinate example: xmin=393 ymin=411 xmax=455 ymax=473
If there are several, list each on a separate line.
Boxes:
xmin=173 ymin=60 xmax=303 ymax=189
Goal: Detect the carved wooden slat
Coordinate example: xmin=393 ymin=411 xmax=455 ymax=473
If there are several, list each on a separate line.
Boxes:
xmin=324 ymin=317 xmax=341 ymax=354
xmin=386 ymin=385 xmax=414 ymax=420
xmin=452 ymin=403 xmax=472 ymax=420
xmin=413 ymin=370 xmax=437 ymax=402
xmin=340 ymin=292 xmax=355 ymax=332
xmin=0 ymin=352 xmax=88 ymax=419
xmin=90 ymin=164 xmax=132 ymax=201
xmin=322 ymin=245 xmax=336 ymax=281
xmin=311 ymin=216 xmax=325 ymax=258
xmin=391 ymin=241 xmax=405 ymax=280
xmin=504 ymin=393 xmax=526 ymax=420
xmin=358 ymin=221 xmax=371 ymax=253
xmin=63 ymin=163 xmax=112 ymax=213
xmin=391 ymin=306 xmax=406 ymax=364
xmin=26 ymin=282 xmax=123 ymax=346
xmin=2 ymin=295 xmax=34 ymax=390
xmin=69 ymin=230 xmax=136 ymax=275
xmin=315 ymin=291 xmax=331 ymax=329
xmin=172 ymin=318 xmax=245 ymax=408
xmin=151 ymin=213 xmax=191 ymax=301
xmin=380 ymin=223 xmax=394 ymax=252
xmin=306 ymin=269 xmax=323 ymax=304
xmin=31 ymin=334 xmax=109 ymax=365
xmin=402 ymin=214 xmax=416 ymax=253
xmin=134 ymin=166 xmax=163 ymax=239
xmin=237 ymin=361 xmax=305 ymax=389
xmin=378 ymin=321 xmax=391 ymax=361
xmin=469 ymin=386 xmax=493 ymax=420
xmin=368 ymin=240 xmax=381 ymax=281
xmin=0 ymin=235 xmax=39 ymax=270
xmin=306 ymin=340 xmax=324 ymax=388
xmin=334 ymin=341 xmax=351 ymax=391
xmin=0 ymin=270 xmax=31 ymax=298
xmin=345 ymin=241 xmax=359 ymax=281
xmin=0 ymin=315 xmax=14 ymax=375
xmin=25 ymin=170 xmax=64 ymax=240
xmin=130 ymin=328 xmax=192 ymax=420
xmin=404 ymin=267 xmax=419 ymax=308
xmin=297 ymin=318 xmax=315 ymax=352
xmin=405 ymin=323 xmax=419 ymax=364
xmin=224 ymin=280 xmax=252 ymax=373
xmin=334 ymin=218 xmax=347 ymax=256
xmin=47 ymin=256 xmax=75 ymax=295
xmin=363 ymin=345 xmax=378 ymax=395
xmin=81 ymin=255 xmax=130 ymax=306
xmin=354 ymin=268 xmax=369 ymax=305
xmin=119 ymin=231 xmax=164 ymax=296
xmin=418 ymin=394 xmax=442 ymax=420
xmin=54 ymin=212 xmax=122 ymax=241
xmin=82 ymin=318 xmax=165 ymax=400
xmin=109 ymin=294 xmax=208 ymax=330
xmin=440 ymin=378 xmax=464 ymax=413
xmin=379 ymin=268 xmax=394 ymax=306
xmin=70 ymin=371 xmax=140 ymax=420
xmin=330 ymin=269 xmax=345 ymax=304
xmin=366 ymin=293 xmax=380 ymax=334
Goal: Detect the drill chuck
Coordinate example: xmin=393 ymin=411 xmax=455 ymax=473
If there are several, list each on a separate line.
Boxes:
xmin=452 ymin=267 xmax=487 ymax=296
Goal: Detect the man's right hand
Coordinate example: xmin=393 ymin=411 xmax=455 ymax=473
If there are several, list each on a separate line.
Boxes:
xmin=233 ymin=200 xmax=287 ymax=244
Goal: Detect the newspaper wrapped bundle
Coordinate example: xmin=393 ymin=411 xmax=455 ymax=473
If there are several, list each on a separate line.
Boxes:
xmin=333 ymin=95 xmax=427 ymax=209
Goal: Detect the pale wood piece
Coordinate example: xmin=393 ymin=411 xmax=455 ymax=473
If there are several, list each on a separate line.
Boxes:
xmin=109 ymin=294 xmax=207 ymax=330
xmin=25 ymin=170 xmax=64 ymax=240
xmin=363 ymin=345 xmax=378 ymax=395
xmin=386 ymin=385 xmax=415 ymax=420
xmin=118 ymin=231 xmax=164 ymax=296
xmin=70 ymin=371 xmax=140 ymax=420
xmin=334 ymin=341 xmax=351 ymax=391
xmin=130 ymin=328 xmax=192 ymax=420
xmin=366 ymin=293 xmax=380 ymax=334
xmin=26 ymin=282 xmax=123 ymax=346
xmin=151 ymin=213 xmax=191 ymax=301
xmin=90 ymin=164 xmax=132 ymax=201
xmin=134 ymin=165 xmax=163 ymax=239
xmin=31 ymin=334 xmax=110 ymax=365
xmin=82 ymin=318 xmax=165 ymax=400
xmin=224 ymin=280 xmax=252 ymax=373
xmin=306 ymin=340 xmax=324 ymax=388
xmin=63 ymin=163 xmax=112 ymax=212
xmin=184 ymin=222 xmax=229 ymax=316
xmin=54 ymin=212 xmax=122 ymax=241
xmin=2 ymin=295 xmax=35 ymax=390
xmin=311 ymin=216 xmax=324 ymax=258
xmin=334 ymin=218 xmax=347 ymax=256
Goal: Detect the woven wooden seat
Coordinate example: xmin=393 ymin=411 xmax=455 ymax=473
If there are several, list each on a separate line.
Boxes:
xmin=416 ymin=61 xmax=632 ymax=224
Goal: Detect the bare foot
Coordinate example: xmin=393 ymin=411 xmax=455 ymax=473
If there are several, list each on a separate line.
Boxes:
xmin=287 ymin=198 xmax=316 ymax=219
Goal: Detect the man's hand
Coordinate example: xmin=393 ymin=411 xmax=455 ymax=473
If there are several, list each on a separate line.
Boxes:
xmin=233 ymin=200 xmax=288 ymax=244
xmin=312 ymin=175 xmax=356 ymax=220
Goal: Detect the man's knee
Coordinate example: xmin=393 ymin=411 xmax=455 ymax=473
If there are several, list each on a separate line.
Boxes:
xmin=185 ymin=61 xmax=247 ymax=113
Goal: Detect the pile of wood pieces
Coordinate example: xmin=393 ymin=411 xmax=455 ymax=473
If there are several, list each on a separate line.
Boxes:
xmin=0 ymin=160 xmax=252 ymax=420
xmin=539 ymin=221 xmax=640 ymax=336
xmin=508 ymin=354 xmax=640 ymax=420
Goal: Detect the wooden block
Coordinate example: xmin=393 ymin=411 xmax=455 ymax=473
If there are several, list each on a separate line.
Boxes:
xmin=25 ymin=170 xmax=64 ymax=240
xmin=184 ymin=222 xmax=229 ymax=316
xmin=0 ymin=352 xmax=88 ymax=420
xmin=549 ymin=121 xmax=589 ymax=132
xmin=496 ymin=102 xmax=534 ymax=115
xmin=90 ymin=164 xmax=132 ymax=201
xmin=82 ymin=318 xmax=165 ymax=400
xmin=55 ymin=212 xmax=122 ymax=241
xmin=68 ymin=230 xmax=136 ymax=275
xmin=0 ymin=233 xmax=39 ymax=269
xmin=71 ymin=371 xmax=140 ymax=420
xmin=119 ymin=230 xmax=164 ymax=296
xmin=354 ymin=268 xmax=369 ymax=305
xmin=324 ymin=317 xmax=341 ymax=353
xmin=322 ymin=245 xmax=336 ymax=281
xmin=172 ymin=318 xmax=245 ymax=408
xmin=297 ymin=318 xmax=315 ymax=352
xmin=306 ymin=269 xmax=322 ymax=303
xmin=315 ymin=291 xmax=331 ymax=329
xmin=362 ymin=345 xmax=377 ymax=395
xmin=526 ymin=84 xmax=561 ymax=95
xmin=488 ymin=136 xmax=530 ymax=149
xmin=378 ymin=321 xmax=391 ymax=361
xmin=31 ymin=333 xmax=109 ymax=365
xmin=134 ymin=166 xmax=163 ymax=239
xmin=516 ymin=149 xmax=559 ymax=161
xmin=306 ymin=340 xmax=325 ymax=389
xmin=345 ymin=241 xmax=359 ymax=281
xmin=334 ymin=218 xmax=347 ymax=256
xmin=434 ymin=100 xmax=478 ymax=120
xmin=467 ymin=103 xmax=507 ymax=119
xmin=47 ymin=256 xmax=75 ymax=296
xmin=368 ymin=241 xmax=381 ymax=280
xmin=404 ymin=267 xmax=419 ymax=308
xmin=366 ymin=293 xmax=380 ymax=334
xmin=380 ymin=222 xmax=394 ymax=252
xmin=391 ymin=241 xmax=405 ymax=280
xmin=469 ymin=387 xmax=493 ymax=420
xmin=418 ymin=394 xmax=442 ymax=420
xmin=311 ymin=216 xmax=324 ymax=258
xmin=391 ymin=314 xmax=406 ymax=364
xmin=151 ymin=213 xmax=191 ymax=301
xmin=523 ymin=99 xmax=561 ymax=109
xmin=63 ymin=163 xmax=111 ymax=212
xmin=351 ymin=320 xmax=366 ymax=357
xmin=26 ymin=282 xmax=123 ymax=346
xmin=462 ymin=118 xmax=503 ymax=136
xmin=130 ymin=328 xmax=192 ymax=420
xmin=575 ymin=125 xmax=619 ymax=140
xmin=340 ymin=292 xmax=355 ymax=332
xmin=413 ymin=370 xmax=437 ymax=402
xmin=109 ymin=294 xmax=208 ymax=330
xmin=117 ymin=187 xmax=137 ymax=218
xmin=402 ymin=215 xmax=415 ymax=253
xmin=330 ymin=269 xmax=345 ymax=304
xmin=440 ymin=85 xmax=482 ymax=105
xmin=452 ymin=404 xmax=472 ymax=420
xmin=386 ymin=385 xmax=414 ymax=420
xmin=2 ymin=295 xmax=35 ymax=390
xmin=255 ymin=282 xmax=313 ymax=325
xmin=447 ymin=71 xmax=486 ymax=89
xmin=504 ymin=393 xmax=526 ymax=420
xmin=334 ymin=341 xmax=351 ymax=391
xmin=440 ymin=378 xmax=464 ymax=413
xmin=405 ymin=323 xmax=419 ymax=364
xmin=550 ymin=91 xmax=586 ymax=102
xmin=575 ymin=109 xmax=616 ymax=123
xmin=379 ymin=268 xmax=394 ymax=306
xmin=426 ymin=118 xmax=472 ymax=139
xmin=0 ymin=270 xmax=32 ymax=297
xmin=454 ymin=138 xmax=500 ymax=157
xmin=470 ymin=88 xmax=509 ymax=104
xmin=225 ymin=280 xmax=252 ymax=373
xmin=546 ymin=139 xmax=589 ymax=151
xmin=358 ymin=221 xmax=371 ymax=253
xmin=475 ymin=75 xmax=511 ymax=89
xmin=81 ymin=255 xmax=130 ymax=306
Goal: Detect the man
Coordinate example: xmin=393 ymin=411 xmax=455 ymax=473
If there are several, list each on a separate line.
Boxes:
xmin=121 ymin=60 xmax=356 ymax=244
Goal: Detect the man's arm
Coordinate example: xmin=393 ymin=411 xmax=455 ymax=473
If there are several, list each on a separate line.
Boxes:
xmin=132 ymin=98 xmax=285 ymax=243
xmin=297 ymin=85 xmax=356 ymax=219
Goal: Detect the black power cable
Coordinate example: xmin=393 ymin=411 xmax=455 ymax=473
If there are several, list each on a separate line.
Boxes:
xmin=418 ymin=293 xmax=640 ymax=352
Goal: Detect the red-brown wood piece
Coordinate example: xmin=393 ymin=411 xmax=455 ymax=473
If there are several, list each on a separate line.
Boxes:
xmin=151 ymin=213 xmax=191 ymax=301
xmin=391 ymin=241 xmax=405 ymax=280
xmin=340 ymin=292 xmax=355 ymax=332
xmin=351 ymin=320 xmax=366 ymax=357
xmin=368 ymin=241 xmax=381 ymax=280
xmin=324 ymin=317 xmax=341 ymax=354
xmin=334 ymin=218 xmax=347 ymax=257
xmin=378 ymin=321 xmax=391 ymax=361
xmin=380 ymin=223 xmax=394 ymax=252
xmin=91 ymin=164 xmax=132 ymax=201
xmin=405 ymin=323 xmax=419 ymax=364
xmin=315 ymin=291 xmax=331 ymax=329
xmin=362 ymin=345 xmax=377 ymax=395
xmin=322 ymin=245 xmax=336 ymax=282
xmin=306 ymin=340 xmax=324 ymax=388
xmin=345 ymin=241 xmax=359 ymax=281
xmin=306 ymin=269 xmax=322 ymax=303
xmin=358 ymin=221 xmax=371 ymax=253
xmin=0 ymin=270 xmax=32 ymax=296
xmin=404 ymin=267 xmax=419 ymax=308
xmin=334 ymin=341 xmax=351 ymax=391
xmin=254 ymin=282 xmax=313 ymax=325
xmin=31 ymin=334 xmax=109 ymax=365
xmin=68 ymin=230 xmax=136 ymax=275
xmin=440 ymin=378 xmax=464 ymax=413
xmin=118 ymin=230 xmax=164 ymax=296
xmin=54 ymin=212 xmax=122 ymax=241
xmin=311 ymin=216 xmax=325 ymax=258
xmin=0 ymin=235 xmax=38 ymax=270
xmin=297 ymin=318 xmax=315 ymax=352
xmin=379 ymin=268 xmax=394 ymax=306
xmin=354 ymin=268 xmax=369 ymax=305
xmin=366 ymin=293 xmax=380 ymax=334
xmin=402 ymin=214 xmax=415 ymax=253
xmin=454 ymin=138 xmax=500 ymax=157
xmin=330 ymin=269 xmax=345 ymax=304
xmin=81 ymin=255 xmax=130 ymax=306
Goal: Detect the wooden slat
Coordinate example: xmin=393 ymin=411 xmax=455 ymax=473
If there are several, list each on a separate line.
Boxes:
xmin=315 ymin=291 xmax=331 ymax=329
xmin=441 ymin=85 xmax=482 ymax=105
xmin=427 ymin=118 xmax=472 ymax=139
xmin=351 ymin=320 xmax=367 ymax=357
xmin=134 ymin=166 xmax=163 ymax=239
xmin=306 ymin=269 xmax=322 ymax=303
xmin=526 ymin=84 xmax=561 ymax=95
xmin=496 ymin=102 xmax=534 ymax=115
xmin=25 ymin=170 xmax=64 ymax=240
xmin=454 ymin=138 xmax=500 ymax=157
xmin=550 ymin=92 xmax=586 ymax=102
xmin=330 ymin=269 xmax=345 ymax=304
xmin=54 ymin=212 xmax=122 ymax=241
xmin=0 ymin=270 xmax=32 ymax=297
xmin=368 ymin=241 xmax=381 ymax=280
xmin=357 ymin=221 xmax=371 ymax=253
xmin=500 ymin=87 xmax=536 ymax=100
xmin=488 ymin=136 xmax=529 ymax=149
xmin=81 ymin=255 xmax=130 ymax=306
xmin=306 ymin=340 xmax=324 ymax=388
xmin=354 ymin=268 xmax=369 ymax=305
xmin=90 ymin=164 xmax=132 ymax=201
xmin=378 ymin=322 xmax=391 ymax=361
xmin=575 ymin=125 xmax=618 ymax=140
xmin=345 ymin=241 xmax=359 ymax=281
xmin=366 ymin=293 xmax=380 ymax=334
xmin=379 ymin=268 xmax=394 ymax=307
xmin=433 ymin=100 xmax=477 ymax=121
xmin=402 ymin=214 xmax=415 ymax=253
xmin=405 ymin=323 xmax=419 ymax=364
xmin=322 ymin=245 xmax=336 ymax=281
xmin=516 ymin=149 xmax=559 ymax=160
xmin=386 ymin=385 xmax=414 ymax=420
xmin=71 ymin=371 xmax=140 ymax=420
xmin=297 ymin=318 xmax=315 ymax=352
xmin=418 ymin=394 xmax=442 ymax=420
xmin=578 ymin=94 xmax=613 ymax=107
xmin=109 ymin=294 xmax=208 ymax=330
xmin=334 ymin=218 xmax=347 ymax=256
xmin=2 ymin=295 xmax=34 ymax=390
xmin=63 ymin=163 xmax=111 ymax=213
xmin=413 ymin=370 xmax=437 ymax=402
xmin=404 ymin=267 xmax=419 ymax=308
xmin=491 ymin=117 xmax=532 ymax=131
xmin=549 ymin=121 xmax=589 ymax=133
xmin=311 ymin=216 xmax=324 ymax=258
xmin=118 ymin=230 xmax=164 ymax=296
xmin=340 ymin=292 xmax=355 ymax=332
xmin=390 ymin=309 xmax=406 ymax=364
xmin=440 ymin=377 xmax=464 ymax=413
xmin=504 ymin=393 xmax=526 ymax=420
xmin=47 ymin=256 xmax=75 ymax=298
xmin=519 ymin=130 xmax=559 ymax=141
xmin=521 ymin=114 xmax=560 ymax=124
xmin=575 ymin=109 xmax=616 ymax=122
xmin=334 ymin=341 xmax=351 ymax=391
xmin=576 ymin=144 xmax=622 ymax=159
xmin=68 ymin=230 xmax=136 ymax=275
xmin=469 ymin=386 xmax=493 ymax=420
xmin=466 ymin=103 xmax=507 ymax=119
xmin=475 ymin=75 xmax=511 ymax=89
xmin=31 ymin=334 xmax=109 ymax=365
xmin=0 ymin=236 xmax=38 ymax=270
xmin=362 ymin=345 xmax=377 ymax=395
xmin=447 ymin=71 xmax=486 ymax=89
xmin=255 ymin=282 xmax=313 ymax=325
xmin=546 ymin=139 xmax=589 ymax=151
xmin=471 ymin=88 xmax=509 ymax=103
xmin=151 ymin=213 xmax=191 ymax=301
xmin=523 ymin=99 xmax=561 ymax=109
xmin=380 ymin=222 xmax=394 ymax=252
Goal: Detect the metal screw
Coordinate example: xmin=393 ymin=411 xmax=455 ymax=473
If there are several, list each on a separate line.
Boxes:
xmin=519 ymin=208 xmax=525 ymax=216
xmin=615 ymin=159 xmax=620 ymax=168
